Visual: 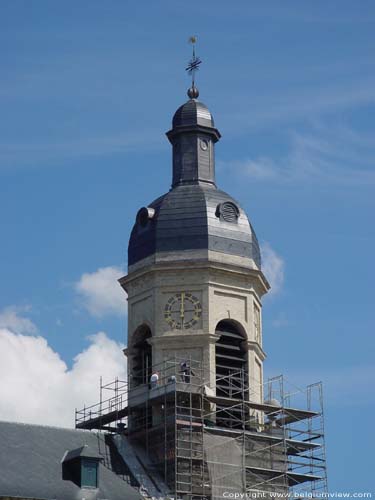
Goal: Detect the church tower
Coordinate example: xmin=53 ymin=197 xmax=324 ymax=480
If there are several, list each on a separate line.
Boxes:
xmin=120 ymin=85 xmax=268 ymax=412
xmin=76 ymin=43 xmax=327 ymax=499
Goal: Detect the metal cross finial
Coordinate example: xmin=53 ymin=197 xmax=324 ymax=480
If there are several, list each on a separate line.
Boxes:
xmin=186 ymin=36 xmax=202 ymax=96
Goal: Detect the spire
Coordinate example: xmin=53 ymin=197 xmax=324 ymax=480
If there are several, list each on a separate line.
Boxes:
xmin=186 ymin=36 xmax=201 ymax=99
xmin=166 ymin=39 xmax=221 ymax=188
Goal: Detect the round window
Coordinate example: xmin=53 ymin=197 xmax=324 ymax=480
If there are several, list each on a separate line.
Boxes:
xmin=216 ymin=202 xmax=240 ymax=223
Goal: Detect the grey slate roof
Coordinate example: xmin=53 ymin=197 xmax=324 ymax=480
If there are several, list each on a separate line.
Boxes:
xmin=63 ymin=444 xmax=102 ymax=462
xmin=172 ymin=98 xmax=214 ymax=128
xmin=128 ymin=96 xmax=261 ymax=271
xmin=0 ymin=420 xmax=142 ymax=500
xmin=128 ymin=183 xmax=261 ymax=268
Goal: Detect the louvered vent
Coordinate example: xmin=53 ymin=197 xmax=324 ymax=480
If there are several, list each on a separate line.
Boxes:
xmin=216 ymin=202 xmax=239 ymax=223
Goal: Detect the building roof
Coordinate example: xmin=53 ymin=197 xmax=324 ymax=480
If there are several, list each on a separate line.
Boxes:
xmin=62 ymin=444 xmax=103 ymax=462
xmin=128 ymin=94 xmax=262 ymax=272
xmin=172 ymin=98 xmax=214 ymax=128
xmin=0 ymin=420 xmax=142 ymax=500
xmin=128 ymin=183 xmax=261 ymax=269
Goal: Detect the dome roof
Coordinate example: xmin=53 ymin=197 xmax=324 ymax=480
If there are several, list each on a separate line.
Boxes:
xmin=128 ymin=183 xmax=261 ymax=270
xmin=172 ymin=99 xmax=214 ymax=129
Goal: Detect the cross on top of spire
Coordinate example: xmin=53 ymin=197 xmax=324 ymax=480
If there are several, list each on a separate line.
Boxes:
xmin=186 ymin=36 xmax=201 ymax=99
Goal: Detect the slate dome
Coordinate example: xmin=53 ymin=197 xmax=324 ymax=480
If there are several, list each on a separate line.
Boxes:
xmin=128 ymin=94 xmax=261 ymax=271
xmin=172 ymin=99 xmax=214 ymax=129
xmin=128 ymin=183 xmax=261 ymax=270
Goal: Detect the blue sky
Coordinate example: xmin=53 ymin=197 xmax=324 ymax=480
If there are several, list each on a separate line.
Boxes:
xmin=0 ymin=0 xmax=374 ymax=494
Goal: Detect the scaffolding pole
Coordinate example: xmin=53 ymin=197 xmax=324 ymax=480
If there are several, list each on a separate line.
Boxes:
xmin=75 ymin=358 xmax=327 ymax=500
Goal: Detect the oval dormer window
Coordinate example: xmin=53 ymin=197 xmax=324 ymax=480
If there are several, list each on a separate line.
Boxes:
xmin=136 ymin=206 xmax=155 ymax=227
xmin=216 ymin=202 xmax=240 ymax=223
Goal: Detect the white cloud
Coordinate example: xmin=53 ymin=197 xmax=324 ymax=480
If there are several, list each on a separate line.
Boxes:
xmin=0 ymin=130 xmax=164 ymax=170
xmin=75 ymin=266 xmax=126 ymax=317
xmin=0 ymin=328 xmax=126 ymax=428
xmin=239 ymin=157 xmax=281 ymax=181
xmin=227 ymin=122 xmax=375 ymax=187
xmin=0 ymin=305 xmax=37 ymax=335
xmin=226 ymin=77 xmax=375 ymax=132
xmin=261 ymin=242 xmax=285 ymax=295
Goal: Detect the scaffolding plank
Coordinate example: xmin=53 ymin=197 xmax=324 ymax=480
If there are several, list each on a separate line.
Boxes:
xmin=204 ymin=426 xmax=321 ymax=452
xmin=205 ymin=395 xmax=320 ymax=423
xmin=246 ymin=465 xmax=322 ymax=485
xmin=176 ymin=418 xmax=203 ymax=428
xmin=76 ymin=407 xmax=128 ymax=430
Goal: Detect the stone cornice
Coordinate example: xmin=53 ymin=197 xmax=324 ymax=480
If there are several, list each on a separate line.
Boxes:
xmin=246 ymin=340 xmax=267 ymax=361
xmin=120 ymin=259 xmax=270 ymax=295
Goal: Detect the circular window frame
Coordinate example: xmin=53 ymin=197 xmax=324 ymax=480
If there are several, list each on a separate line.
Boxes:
xmin=215 ymin=202 xmax=240 ymax=223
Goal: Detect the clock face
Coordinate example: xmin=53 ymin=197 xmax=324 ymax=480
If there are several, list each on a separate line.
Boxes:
xmin=200 ymin=139 xmax=208 ymax=151
xmin=164 ymin=292 xmax=202 ymax=330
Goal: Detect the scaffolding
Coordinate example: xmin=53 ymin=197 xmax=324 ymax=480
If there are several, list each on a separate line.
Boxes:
xmin=76 ymin=357 xmax=327 ymax=499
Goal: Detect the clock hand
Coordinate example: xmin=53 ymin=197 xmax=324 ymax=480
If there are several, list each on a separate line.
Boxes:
xmin=180 ymin=292 xmax=185 ymax=319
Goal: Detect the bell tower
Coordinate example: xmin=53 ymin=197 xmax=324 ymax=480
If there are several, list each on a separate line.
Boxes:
xmin=120 ymin=72 xmax=269 ymax=412
xmin=77 ymin=41 xmax=327 ymax=499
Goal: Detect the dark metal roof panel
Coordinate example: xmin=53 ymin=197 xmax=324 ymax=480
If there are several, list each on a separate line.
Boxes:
xmin=128 ymin=184 xmax=261 ymax=268
xmin=172 ymin=99 xmax=214 ymax=128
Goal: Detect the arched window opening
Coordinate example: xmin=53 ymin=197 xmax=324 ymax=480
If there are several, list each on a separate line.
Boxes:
xmin=131 ymin=325 xmax=152 ymax=387
xmin=215 ymin=320 xmax=248 ymax=428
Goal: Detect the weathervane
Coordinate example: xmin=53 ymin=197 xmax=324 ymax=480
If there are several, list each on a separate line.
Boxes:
xmin=186 ymin=36 xmax=201 ymax=99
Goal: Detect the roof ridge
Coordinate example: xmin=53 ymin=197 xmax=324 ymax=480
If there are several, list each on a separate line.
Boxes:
xmin=0 ymin=419 xmax=96 ymax=434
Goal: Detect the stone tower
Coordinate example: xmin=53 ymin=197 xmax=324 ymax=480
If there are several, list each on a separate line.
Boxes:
xmin=76 ymin=80 xmax=327 ymax=500
xmin=120 ymin=87 xmax=269 ymax=411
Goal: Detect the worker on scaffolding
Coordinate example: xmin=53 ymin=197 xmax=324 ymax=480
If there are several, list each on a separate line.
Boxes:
xmin=150 ymin=371 xmax=159 ymax=389
xmin=179 ymin=361 xmax=195 ymax=383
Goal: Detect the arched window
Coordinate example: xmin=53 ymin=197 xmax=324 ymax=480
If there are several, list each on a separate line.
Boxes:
xmin=131 ymin=325 xmax=152 ymax=387
xmin=215 ymin=320 xmax=248 ymax=428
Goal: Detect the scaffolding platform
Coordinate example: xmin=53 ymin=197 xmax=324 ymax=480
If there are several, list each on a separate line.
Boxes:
xmin=76 ymin=358 xmax=328 ymax=499
xmin=206 ymin=395 xmax=320 ymax=424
